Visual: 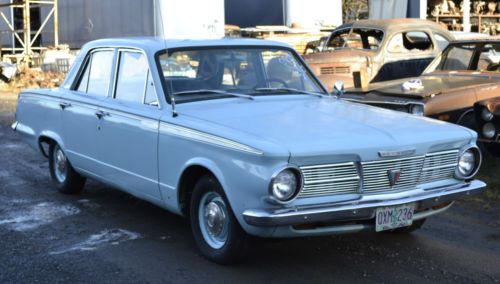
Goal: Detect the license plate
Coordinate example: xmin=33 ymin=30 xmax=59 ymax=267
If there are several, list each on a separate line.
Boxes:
xmin=375 ymin=203 xmax=415 ymax=232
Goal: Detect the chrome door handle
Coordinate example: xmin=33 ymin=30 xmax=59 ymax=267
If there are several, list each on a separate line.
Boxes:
xmin=95 ymin=110 xmax=110 ymax=119
xmin=59 ymin=102 xmax=71 ymax=109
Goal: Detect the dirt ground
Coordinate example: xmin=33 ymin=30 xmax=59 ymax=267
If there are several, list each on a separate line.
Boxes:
xmin=0 ymin=91 xmax=499 ymax=283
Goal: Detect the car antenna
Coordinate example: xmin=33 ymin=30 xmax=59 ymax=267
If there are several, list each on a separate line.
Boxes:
xmin=156 ymin=0 xmax=178 ymax=117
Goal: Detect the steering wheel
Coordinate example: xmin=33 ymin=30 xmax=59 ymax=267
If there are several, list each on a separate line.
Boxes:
xmin=267 ymin=78 xmax=289 ymax=88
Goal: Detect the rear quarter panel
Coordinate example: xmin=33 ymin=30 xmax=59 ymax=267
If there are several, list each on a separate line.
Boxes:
xmin=16 ymin=89 xmax=62 ymax=153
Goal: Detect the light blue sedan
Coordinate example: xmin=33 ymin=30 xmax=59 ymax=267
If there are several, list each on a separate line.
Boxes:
xmin=13 ymin=37 xmax=485 ymax=264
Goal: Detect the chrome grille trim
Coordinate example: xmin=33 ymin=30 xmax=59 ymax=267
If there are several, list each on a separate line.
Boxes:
xmin=419 ymin=150 xmax=459 ymax=184
xmin=362 ymin=156 xmax=425 ymax=194
xmin=297 ymin=150 xmax=460 ymax=198
xmin=299 ymin=162 xmax=359 ymax=198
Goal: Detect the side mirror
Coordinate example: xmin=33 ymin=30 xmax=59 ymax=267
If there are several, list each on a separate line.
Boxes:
xmin=333 ymin=81 xmax=344 ymax=97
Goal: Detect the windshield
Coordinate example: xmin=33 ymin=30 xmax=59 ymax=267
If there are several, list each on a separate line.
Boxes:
xmin=325 ymin=28 xmax=384 ymax=51
xmin=425 ymin=43 xmax=500 ymax=73
xmin=157 ymin=48 xmax=326 ymax=103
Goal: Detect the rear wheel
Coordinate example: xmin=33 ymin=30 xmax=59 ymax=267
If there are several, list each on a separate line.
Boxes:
xmin=387 ymin=218 xmax=426 ymax=234
xmin=190 ymin=175 xmax=249 ymax=264
xmin=49 ymin=143 xmax=86 ymax=194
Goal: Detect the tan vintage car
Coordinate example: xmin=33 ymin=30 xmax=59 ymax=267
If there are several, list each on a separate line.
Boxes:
xmin=475 ymin=97 xmax=500 ymax=156
xmin=342 ymin=40 xmax=500 ymax=129
xmin=304 ymin=19 xmax=454 ymax=90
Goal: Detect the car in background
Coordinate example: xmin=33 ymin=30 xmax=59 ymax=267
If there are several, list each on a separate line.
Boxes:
xmin=475 ymin=97 xmax=500 ymax=156
xmin=342 ymin=40 xmax=500 ymax=128
xmin=13 ymin=37 xmax=485 ymax=264
xmin=304 ymin=18 xmax=453 ymax=90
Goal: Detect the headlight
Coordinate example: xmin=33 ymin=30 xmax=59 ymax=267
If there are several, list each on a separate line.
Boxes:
xmin=410 ymin=104 xmax=424 ymax=116
xmin=269 ymin=168 xmax=302 ymax=203
xmin=481 ymin=107 xmax=494 ymax=121
xmin=455 ymin=147 xmax=481 ymax=179
xmin=482 ymin=122 xmax=496 ymax=138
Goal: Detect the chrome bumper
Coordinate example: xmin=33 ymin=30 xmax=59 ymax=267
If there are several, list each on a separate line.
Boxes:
xmin=11 ymin=121 xmax=18 ymax=131
xmin=243 ymin=180 xmax=486 ymax=227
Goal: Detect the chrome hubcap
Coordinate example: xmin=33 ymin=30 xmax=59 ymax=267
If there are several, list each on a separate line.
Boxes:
xmin=199 ymin=192 xmax=228 ymax=249
xmin=54 ymin=146 xmax=68 ymax=183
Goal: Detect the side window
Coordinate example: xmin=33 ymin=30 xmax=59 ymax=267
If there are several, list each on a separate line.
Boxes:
xmin=115 ymin=51 xmax=149 ymax=103
xmin=476 ymin=44 xmax=500 ymax=72
xmin=77 ymin=59 xmax=90 ymax=93
xmin=144 ymin=71 xmax=158 ymax=106
xmin=434 ymin=34 xmax=450 ymax=50
xmin=86 ymin=51 xmax=114 ymax=96
xmin=388 ymin=32 xmax=433 ymax=53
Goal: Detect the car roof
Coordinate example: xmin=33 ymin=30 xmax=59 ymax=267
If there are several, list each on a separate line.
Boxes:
xmin=82 ymin=37 xmax=292 ymax=53
xmin=336 ymin=18 xmax=453 ymax=38
xmin=449 ymin=38 xmax=500 ymax=45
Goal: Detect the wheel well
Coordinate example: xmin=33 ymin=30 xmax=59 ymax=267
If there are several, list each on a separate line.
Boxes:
xmin=38 ymin=136 xmax=56 ymax=158
xmin=178 ymin=165 xmax=214 ymax=217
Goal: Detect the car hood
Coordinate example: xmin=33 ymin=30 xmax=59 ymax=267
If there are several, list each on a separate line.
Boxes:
xmin=349 ymin=73 xmax=498 ymax=99
xmin=177 ymin=96 xmax=474 ymax=162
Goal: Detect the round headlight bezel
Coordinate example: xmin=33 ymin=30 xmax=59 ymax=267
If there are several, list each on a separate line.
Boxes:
xmin=481 ymin=107 xmax=494 ymax=122
xmin=410 ymin=104 xmax=425 ymax=116
xmin=268 ymin=167 xmax=303 ymax=204
xmin=482 ymin=122 xmax=496 ymax=139
xmin=455 ymin=146 xmax=482 ymax=180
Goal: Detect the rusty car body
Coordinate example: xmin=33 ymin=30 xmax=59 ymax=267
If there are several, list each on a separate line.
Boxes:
xmin=342 ymin=40 xmax=500 ymax=128
xmin=303 ymin=19 xmax=454 ymax=89
xmin=475 ymin=97 xmax=500 ymax=155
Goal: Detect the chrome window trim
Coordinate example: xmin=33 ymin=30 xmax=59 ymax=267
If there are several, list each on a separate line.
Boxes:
xmin=160 ymin=123 xmax=264 ymax=155
xmin=112 ymin=48 xmax=160 ymax=109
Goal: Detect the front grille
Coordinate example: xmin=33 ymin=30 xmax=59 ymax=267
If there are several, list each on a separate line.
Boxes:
xmin=419 ymin=150 xmax=459 ymax=184
xmin=319 ymin=66 xmax=350 ymax=75
xmin=299 ymin=162 xmax=359 ymax=197
xmin=298 ymin=150 xmax=460 ymax=198
xmin=362 ymin=156 xmax=425 ymax=194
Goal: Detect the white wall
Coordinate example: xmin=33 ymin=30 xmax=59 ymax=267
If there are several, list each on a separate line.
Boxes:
xmin=369 ymin=0 xmax=408 ymax=19
xmin=285 ymin=0 xmax=342 ymax=28
xmin=158 ymin=0 xmax=225 ymax=39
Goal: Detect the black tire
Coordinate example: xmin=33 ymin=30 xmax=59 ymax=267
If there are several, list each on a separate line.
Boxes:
xmin=457 ymin=112 xmax=476 ymax=130
xmin=387 ymin=218 xmax=426 ymax=234
xmin=190 ymin=175 xmax=249 ymax=264
xmin=48 ymin=143 xmax=86 ymax=194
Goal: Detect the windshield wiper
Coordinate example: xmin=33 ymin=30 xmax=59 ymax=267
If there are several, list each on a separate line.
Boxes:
xmin=254 ymin=87 xmax=325 ymax=98
xmin=172 ymin=89 xmax=254 ymax=100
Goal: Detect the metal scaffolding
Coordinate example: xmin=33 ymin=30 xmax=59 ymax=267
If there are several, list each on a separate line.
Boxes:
xmin=0 ymin=0 xmax=59 ymax=62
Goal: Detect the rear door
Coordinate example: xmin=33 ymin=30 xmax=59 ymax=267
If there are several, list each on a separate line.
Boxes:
xmin=96 ymin=49 xmax=163 ymax=200
xmin=61 ymin=49 xmax=115 ymax=173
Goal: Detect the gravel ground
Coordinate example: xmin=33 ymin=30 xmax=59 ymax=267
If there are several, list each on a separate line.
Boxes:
xmin=0 ymin=98 xmax=499 ymax=283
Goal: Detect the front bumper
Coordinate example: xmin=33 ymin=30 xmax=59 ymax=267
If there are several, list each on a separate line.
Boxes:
xmin=243 ymin=180 xmax=485 ymax=227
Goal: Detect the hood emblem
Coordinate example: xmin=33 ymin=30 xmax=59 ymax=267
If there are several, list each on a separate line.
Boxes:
xmin=379 ymin=148 xmax=416 ymax=158
xmin=387 ymin=170 xmax=402 ymax=187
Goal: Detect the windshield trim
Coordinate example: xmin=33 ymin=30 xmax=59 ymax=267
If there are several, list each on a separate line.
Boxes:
xmin=154 ymin=45 xmax=329 ymax=105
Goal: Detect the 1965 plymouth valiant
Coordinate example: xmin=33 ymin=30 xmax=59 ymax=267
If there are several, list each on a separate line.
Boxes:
xmin=13 ymin=38 xmax=485 ymax=264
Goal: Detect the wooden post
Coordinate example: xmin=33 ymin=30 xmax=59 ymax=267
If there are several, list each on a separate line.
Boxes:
xmin=53 ymin=0 xmax=58 ymax=47
xmin=23 ymin=0 xmax=31 ymax=62
xmin=463 ymin=0 xmax=471 ymax=32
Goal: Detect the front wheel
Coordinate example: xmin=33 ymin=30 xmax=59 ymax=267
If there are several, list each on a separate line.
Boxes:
xmin=190 ymin=175 xmax=249 ymax=264
xmin=49 ymin=143 xmax=86 ymax=194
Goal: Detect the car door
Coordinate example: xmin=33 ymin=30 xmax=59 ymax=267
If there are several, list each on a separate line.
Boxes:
xmin=96 ymin=49 xmax=162 ymax=200
xmin=373 ymin=31 xmax=436 ymax=82
xmin=60 ymin=49 xmax=115 ymax=172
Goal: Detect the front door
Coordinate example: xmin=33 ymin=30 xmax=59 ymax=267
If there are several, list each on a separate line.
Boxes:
xmin=96 ymin=50 xmax=162 ymax=200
